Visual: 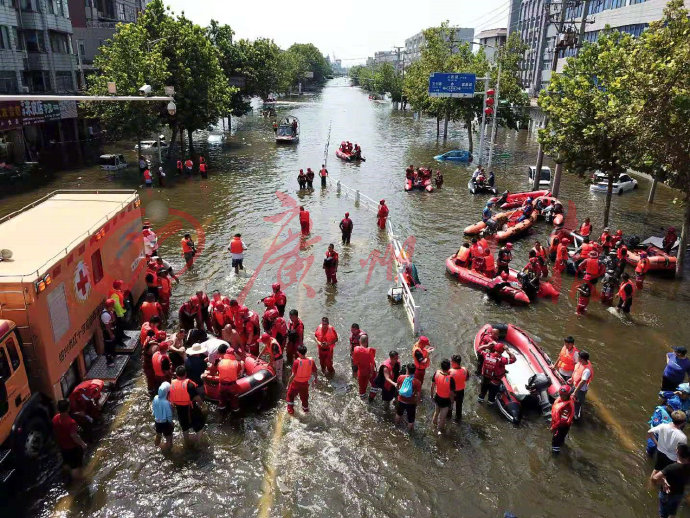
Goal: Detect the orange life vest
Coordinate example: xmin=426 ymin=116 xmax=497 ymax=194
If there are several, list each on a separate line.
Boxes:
xmin=484 ymin=254 xmax=495 ymax=272
xmin=293 ymin=357 xmax=314 ymax=383
xmin=140 ymin=321 xmax=158 ymax=344
xmin=555 ymin=345 xmax=578 ymax=373
xmin=299 ymin=211 xmax=310 ymax=223
xmin=199 ymin=163 xmax=207 ymax=173
xmin=152 ymin=351 xmax=169 ymax=377
xmin=141 ymin=301 xmax=160 ymax=322
xmin=579 ymin=243 xmax=594 ymax=258
xmin=315 ymin=324 xmax=338 ymax=346
xmin=412 ymin=344 xmax=429 ymax=370
xmin=584 ymin=258 xmax=600 ymax=276
xmin=572 ymin=361 xmax=593 ymax=388
xmin=579 ymin=222 xmax=592 ymax=236
xmin=556 ymin=243 xmax=569 ymax=261
xmin=169 ymin=378 xmax=196 ymax=406
xmin=434 ymin=371 xmax=452 ymax=398
xmin=635 ymin=258 xmax=650 ymax=274
xmin=185 ymin=159 xmax=193 ymax=168
xmin=551 ymin=398 xmax=575 ymax=426
xmin=181 ymin=238 xmax=193 ymax=253
xmin=618 ymin=280 xmax=633 ymax=300
xmin=143 ymin=169 xmax=152 ymax=180
xmin=159 ymin=276 xmax=172 ymax=298
xmin=145 ymin=271 xmax=158 ymax=288
xmin=230 ymin=237 xmax=243 ymax=254
xmin=450 ymin=366 xmax=467 ymax=391
xmin=533 ymin=246 xmax=546 ymax=260
xmin=218 ymin=357 xmax=239 ymax=383
xmin=457 ymin=247 xmax=471 ymax=262
xmin=108 ymin=288 xmax=124 ymax=306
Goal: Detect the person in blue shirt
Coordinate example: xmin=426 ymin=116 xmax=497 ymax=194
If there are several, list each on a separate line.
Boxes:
xmin=517 ymin=198 xmax=534 ymax=223
xmin=663 ymin=347 xmax=690 ymax=391
xmin=152 ymin=381 xmax=174 ymax=451
xmin=648 ymin=392 xmax=684 ymax=455
xmin=661 ymin=384 xmax=690 ymax=416
xmin=482 ymin=202 xmax=494 ymax=223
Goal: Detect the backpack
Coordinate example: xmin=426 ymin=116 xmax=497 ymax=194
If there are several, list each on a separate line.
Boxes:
xmin=399 ymin=375 xmax=414 ymax=398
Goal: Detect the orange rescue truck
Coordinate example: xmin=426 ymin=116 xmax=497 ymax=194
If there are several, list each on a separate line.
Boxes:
xmin=0 ymin=190 xmax=146 ymax=483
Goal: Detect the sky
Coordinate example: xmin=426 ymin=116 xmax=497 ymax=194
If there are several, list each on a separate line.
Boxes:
xmin=163 ymin=0 xmax=510 ymax=64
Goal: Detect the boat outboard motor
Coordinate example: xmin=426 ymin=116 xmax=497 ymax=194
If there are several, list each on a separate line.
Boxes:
xmin=519 ymin=271 xmax=540 ymax=301
xmin=526 ymin=373 xmax=552 ymax=417
xmin=496 ymin=191 xmax=509 ymax=206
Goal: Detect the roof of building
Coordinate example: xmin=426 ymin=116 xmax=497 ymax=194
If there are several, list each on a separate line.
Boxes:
xmin=0 ymin=191 xmax=138 ymax=282
xmin=477 ymin=28 xmax=508 ymax=40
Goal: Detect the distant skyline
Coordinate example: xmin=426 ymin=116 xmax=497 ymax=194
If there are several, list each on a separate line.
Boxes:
xmin=163 ymin=0 xmax=509 ymax=64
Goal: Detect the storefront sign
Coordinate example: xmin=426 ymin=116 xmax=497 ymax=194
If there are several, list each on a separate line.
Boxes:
xmin=21 ymin=100 xmax=63 ymax=124
xmin=0 ymin=102 xmax=22 ymax=130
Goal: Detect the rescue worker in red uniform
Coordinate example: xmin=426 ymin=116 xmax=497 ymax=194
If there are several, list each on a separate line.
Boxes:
xmin=141 ymin=292 xmax=163 ymax=323
xmin=454 ymin=243 xmax=471 ymax=268
xmin=261 ymin=298 xmax=278 ymax=332
xmin=286 ymin=345 xmax=317 ymax=415
xmin=477 ymin=342 xmax=516 ymax=405
xmin=306 ymin=168 xmax=315 ymax=189
xmin=554 ymin=238 xmax=570 ymax=273
xmin=635 ymin=251 xmax=651 ymax=289
xmin=140 ymin=316 xmax=161 ymax=346
xmin=482 ymin=248 xmax=496 ymax=278
xmin=548 ymin=236 xmax=560 ymax=262
xmin=286 ymin=309 xmax=304 ymax=366
xmin=448 ymin=354 xmax=468 ymax=421
xmin=576 ymin=281 xmax=592 ymax=315
xmin=431 ymin=359 xmax=455 ymax=431
xmin=178 ymin=295 xmax=201 ymax=332
xmin=377 ymin=200 xmax=389 ymax=230
xmin=579 ymin=217 xmax=592 ymax=238
xmin=616 ymin=245 xmax=628 ymax=277
xmin=531 ymin=241 xmax=549 ymax=277
xmin=259 ymin=333 xmax=283 ymax=381
xmin=374 ymin=350 xmax=401 ymax=408
xmin=142 ymin=328 xmax=159 ymax=395
xmin=578 ymin=250 xmax=602 ymax=284
xmin=349 ymin=323 xmax=365 ymax=376
xmin=176 ymin=160 xmax=183 ymax=175
xmin=241 ymin=307 xmax=261 ymax=356
xmin=319 ymin=164 xmax=328 ymax=187
xmin=314 ymin=317 xmax=338 ymax=376
xmin=570 ymin=351 xmax=593 ymax=419
xmin=579 ymin=236 xmax=595 ymax=261
xmin=600 ymin=227 xmax=611 ymax=246
xmin=551 ymin=385 xmax=575 ymax=454
xmin=555 ymin=336 xmax=579 ymax=382
xmin=169 ymin=366 xmax=204 ymax=444
xmin=663 ymin=226 xmax=678 ymax=254
xmin=323 ymin=244 xmax=339 ymax=284
xmin=158 ymin=270 xmax=172 ymax=313
xmin=617 ymin=273 xmax=634 ymax=314
xmin=181 ymin=233 xmax=196 ymax=268
xmin=270 ymin=311 xmax=288 ymax=356
xmin=195 ymin=290 xmax=213 ymax=331
xmin=339 ymin=212 xmax=353 ymax=245
xmin=496 ymin=243 xmax=513 ymax=276
xmin=299 ymin=206 xmax=310 ymax=235
xmin=152 ymin=340 xmax=173 ymax=389
xmin=199 ymin=161 xmax=207 ymax=178
xmin=412 ymin=336 xmax=433 ymax=387
xmin=352 ymin=334 xmax=377 ymax=400
xmin=271 ymin=283 xmax=287 ymax=316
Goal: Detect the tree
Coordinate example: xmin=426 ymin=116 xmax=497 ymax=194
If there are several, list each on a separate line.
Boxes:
xmin=285 ymin=43 xmax=332 ymax=87
xmin=207 ymin=21 xmax=252 ymax=117
xmin=138 ymin=0 xmax=234 ymax=156
xmin=629 ymin=0 xmax=690 ymax=277
xmin=493 ymin=33 xmax=530 ymax=131
xmin=538 ymin=30 xmax=637 ymax=227
xmin=86 ymin=22 xmax=169 ymax=156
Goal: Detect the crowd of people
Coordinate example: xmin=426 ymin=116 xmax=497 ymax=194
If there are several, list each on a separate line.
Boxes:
xmin=339 ymin=141 xmax=363 ymax=159
xmin=405 ymin=164 xmax=443 ymax=189
xmin=297 ymin=165 xmax=329 ymax=190
xmin=470 ymin=166 xmax=495 ymax=189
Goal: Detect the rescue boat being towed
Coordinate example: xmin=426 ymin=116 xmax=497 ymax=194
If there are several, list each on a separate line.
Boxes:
xmin=474 ymin=323 xmax=565 ymax=424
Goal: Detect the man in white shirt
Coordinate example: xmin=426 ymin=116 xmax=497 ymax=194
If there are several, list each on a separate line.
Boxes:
xmin=648 ymin=410 xmax=688 ymax=476
xmin=142 ymin=225 xmax=158 ymax=257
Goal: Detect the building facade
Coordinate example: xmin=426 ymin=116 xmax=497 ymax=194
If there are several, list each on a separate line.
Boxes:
xmin=476 ymin=27 xmax=507 ymax=61
xmin=404 ymin=27 xmax=475 ymax=63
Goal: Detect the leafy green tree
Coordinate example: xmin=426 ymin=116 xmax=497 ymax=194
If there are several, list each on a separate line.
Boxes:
xmin=493 ymin=33 xmax=530 ymax=130
xmin=629 ymin=0 xmax=690 ymax=277
xmin=86 ymin=22 xmax=169 ymax=156
xmin=285 ymin=43 xmax=332 ymax=86
xmin=373 ymin=63 xmax=403 ymax=103
xmin=207 ymin=21 xmax=251 ymax=116
xmin=538 ymin=30 xmax=637 ymax=227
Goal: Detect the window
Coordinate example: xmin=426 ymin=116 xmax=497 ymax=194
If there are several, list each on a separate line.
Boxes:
xmin=0 ymin=72 xmax=18 ymax=94
xmin=0 ymin=348 xmax=10 ymax=379
xmin=23 ymin=71 xmax=50 ymax=92
xmin=83 ymin=340 xmax=97 ymax=370
xmin=55 ymin=71 xmax=73 ymax=92
xmin=117 ymin=2 xmax=124 ymax=20
xmin=5 ymin=337 xmax=20 ymax=371
xmin=50 ymin=31 xmax=71 ymax=53
xmin=20 ymin=0 xmax=32 ymax=11
xmin=47 ymin=283 xmax=70 ymax=343
xmin=0 ymin=26 xmax=10 ymax=50
xmin=91 ymin=249 xmax=103 ymax=284
xmin=23 ymin=30 xmax=46 ymax=52
xmin=77 ymin=39 xmax=85 ymax=58
xmin=59 ymin=359 xmax=79 ymax=397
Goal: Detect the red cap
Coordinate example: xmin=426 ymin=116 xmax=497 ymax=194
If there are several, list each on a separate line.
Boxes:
xmin=260 ymin=332 xmax=272 ymax=343
xmin=380 ymin=199 xmax=385 ymax=204
xmin=419 ymin=336 xmax=429 ymax=345
xmin=156 ymin=330 xmax=167 ymax=340
xmin=493 ymin=343 xmax=505 ymax=353
xmin=239 ymin=306 xmax=249 ymax=316
xmin=506 ymin=243 xmax=513 ymax=250
xmin=105 ymin=298 xmax=115 ymax=307
xmin=559 ymin=385 xmax=572 ymax=396
xmin=272 ymin=283 xmax=280 ymax=291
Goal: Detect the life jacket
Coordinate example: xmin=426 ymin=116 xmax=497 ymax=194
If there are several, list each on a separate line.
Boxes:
xmin=293 ymin=357 xmax=314 ymax=383
xmin=377 ymin=204 xmax=389 ymax=219
xmin=288 ymin=318 xmax=304 ymax=344
xmin=108 ymin=288 xmax=125 ymax=307
xmin=555 ymin=345 xmax=578 ymax=373
xmin=481 ymin=352 xmax=506 ymax=381
xmin=181 ymin=238 xmax=194 ymax=253
xmin=434 ymin=371 xmax=452 ymax=398
xmin=319 ymin=168 xmax=328 ymax=177
xmin=579 ymin=222 xmax=592 ymax=236
xmin=152 ymin=351 xmax=170 ymax=377
xmin=199 ymin=163 xmax=207 ymax=173
xmin=579 ymin=243 xmax=594 ymax=258
xmin=143 ymin=169 xmax=152 ymax=180
xmin=572 ymin=361 xmax=593 ymax=388
xmin=299 ymin=210 xmax=310 ymax=223
xmin=230 ymin=237 xmax=243 ymax=254
xmin=352 ymin=346 xmax=373 ymax=370
xmin=176 ymin=160 xmax=182 ymax=170
xmin=551 ymin=398 xmax=575 ymax=427
xmin=600 ymin=232 xmax=610 ymax=245
xmin=635 ymin=258 xmax=650 ymax=274
xmin=145 ymin=271 xmax=158 ymax=288
xmin=269 ymin=339 xmax=283 ymax=360
xmin=315 ymin=324 xmax=338 ymax=346
xmin=246 ymin=311 xmax=261 ymax=335
xmin=169 ymin=378 xmax=195 ymax=406
xmin=218 ymin=357 xmax=240 ymax=383
xmin=457 ymin=247 xmax=471 ymax=263
xmin=273 ymin=291 xmax=287 ymax=306
xmin=412 ymin=344 xmax=429 ymax=370
xmin=469 ymin=244 xmax=482 ymax=258
xmin=141 ymin=301 xmax=160 ymax=322
xmin=556 ymin=243 xmax=569 ymax=261
xmin=340 ymin=218 xmax=353 ymax=232
xmin=185 ymin=159 xmax=193 ymax=168
xmin=271 ymin=317 xmax=288 ymax=341
xmin=617 ymin=246 xmax=628 ymax=260
xmin=618 ymin=280 xmax=633 ymax=300
xmin=214 ymin=308 xmax=227 ymax=327
xmin=379 ymin=358 xmax=401 ymax=390
xmin=349 ymin=330 xmax=362 ymax=351
xmin=450 ymin=366 xmax=467 ymax=391
xmin=584 ymin=258 xmax=601 ymax=276
xmin=532 ymin=246 xmax=546 ymax=260
xmin=159 ymin=276 xmax=172 ymax=298
xmin=484 ymin=254 xmax=495 ymax=272
xmin=497 ymin=248 xmax=512 ymax=265
xmin=140 ymin=321 xmax=158 ymax=344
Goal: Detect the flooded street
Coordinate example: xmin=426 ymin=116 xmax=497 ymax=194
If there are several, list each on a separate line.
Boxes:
xmin=4 ymin=78 xmax=690 ymax=517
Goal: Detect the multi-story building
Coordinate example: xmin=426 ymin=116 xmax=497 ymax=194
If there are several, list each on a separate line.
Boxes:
xmin=404 ymin=27 xmax=475 ymax=63
xmin=510 ymin=0 xmax=690 ymax=96
xmin=476 ymin=27 xmax=507 ymax=61
xmin=68 ymin=0 xmax=146 ymax=84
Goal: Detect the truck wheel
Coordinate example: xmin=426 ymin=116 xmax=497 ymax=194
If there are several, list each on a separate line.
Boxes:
xmin=16 ymin=414 xmax=50 ymax=459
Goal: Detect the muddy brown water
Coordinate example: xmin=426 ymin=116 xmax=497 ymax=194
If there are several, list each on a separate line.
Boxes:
xmin=3 ymin=78 xmax=689 ymax=517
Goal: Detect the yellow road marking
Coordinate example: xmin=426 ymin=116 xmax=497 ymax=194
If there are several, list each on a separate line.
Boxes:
xmin=257 ymin=409 xmax=286 ymax=518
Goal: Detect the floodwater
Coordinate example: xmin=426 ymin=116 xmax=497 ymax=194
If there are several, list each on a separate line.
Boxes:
xmin=3 ymin=78 xmax=690 ymax=517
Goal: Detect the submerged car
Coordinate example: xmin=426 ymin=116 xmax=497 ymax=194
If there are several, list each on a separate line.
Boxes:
xmin=590 ymin=172 xmax=638 ymax=195
xmin=434 ymin=150 xmax=472 ymax=163
xmin=528 ymin=166 xmax=551 ymax=187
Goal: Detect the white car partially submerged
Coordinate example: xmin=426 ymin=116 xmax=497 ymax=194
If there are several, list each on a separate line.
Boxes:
xmin=528 ymin=165 xmax=552 ymax=187
xmin=134 ymin=137 xmax=168 ymax=151
xmin=589 ymin=172 xmax=638 ymax=195
xmin=99 ymin=154 xmax=127 ymax=171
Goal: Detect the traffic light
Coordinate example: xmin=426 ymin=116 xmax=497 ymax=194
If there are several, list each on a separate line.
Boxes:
xmin=484 ymin=88 xmax=495 ymax=116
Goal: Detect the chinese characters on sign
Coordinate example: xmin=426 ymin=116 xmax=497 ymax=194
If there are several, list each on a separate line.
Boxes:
xmin=0 ymin=102 xmax=22 ymax=130
xmin=428 ymin=72 xmax=476 ymax=98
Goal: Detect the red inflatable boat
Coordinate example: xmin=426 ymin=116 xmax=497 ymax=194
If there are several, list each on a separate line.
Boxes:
xmin=626 ymin=245 xmax=677 ymax=272
xmin=405 ymin=178 xmax=434 ymax=192
xmin=203 ymin=355 xmax=276 ymax=402
xmin=464 ymin=211 xmax=512 ymax=235
xmin=506 ymin=268 xmax=560 ymax=299
xmin=496 ymin=211 xmax=538 ymax=241
xmin=489 ymin=190 xmax=552 ymax=210
xmin=474 ymin=323 xmax=565 ymax=424
xmin=336 ymin=148 xmax=365 ymax=162
xmin=446 ymin=256 xmax=530 ymax=304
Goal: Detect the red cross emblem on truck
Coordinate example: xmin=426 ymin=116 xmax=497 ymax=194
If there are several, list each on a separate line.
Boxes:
xmin=74 ymin=261 xmax=91 ymax=301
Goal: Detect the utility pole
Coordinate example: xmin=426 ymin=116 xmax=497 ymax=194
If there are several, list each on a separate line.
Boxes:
xmin=487 ymin=64 xmax=501 ymax=171
xmin=394 ymin=45 xmax=405 ymax=109
xmin=477 ymin=76 xmax=490 ymax=166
